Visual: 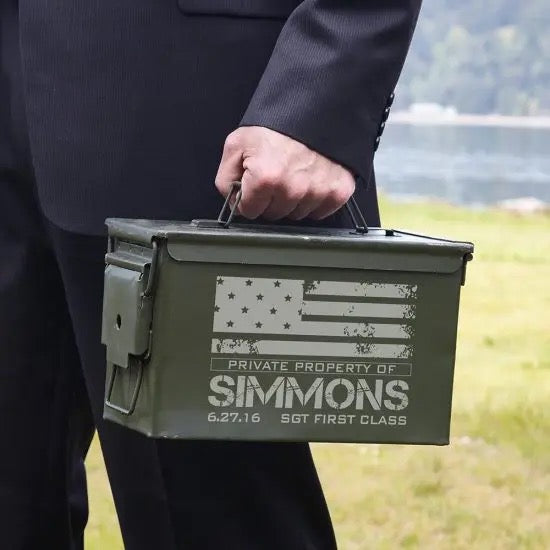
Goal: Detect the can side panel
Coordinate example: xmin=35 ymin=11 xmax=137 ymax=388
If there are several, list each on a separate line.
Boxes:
xmin=406 ymin=271 xmax=461 ymax=443
xmin=147 ymin=257 xmax=463 ymax=444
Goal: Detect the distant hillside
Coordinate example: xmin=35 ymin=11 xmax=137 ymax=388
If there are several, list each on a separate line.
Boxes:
xmin=395 ymin=0 xmax=550 ymax=115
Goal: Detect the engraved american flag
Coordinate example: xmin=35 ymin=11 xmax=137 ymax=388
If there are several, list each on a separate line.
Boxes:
xmin=211 ymin=277 xmax=417 ymax=359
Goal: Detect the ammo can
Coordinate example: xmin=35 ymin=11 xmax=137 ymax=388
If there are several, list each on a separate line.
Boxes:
xmin=101 ymin=198 xmax=473 ymax=445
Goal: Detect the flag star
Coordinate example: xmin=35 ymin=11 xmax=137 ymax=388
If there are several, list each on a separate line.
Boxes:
xmin=228 ymin=292 xmax=235 ymax=300
xmin=285 ymin=295 xmax=292 ymax=302
xmin=226 ymin=320 xmax=234 ymax=327
xmin=256 ymin=293 xmax=264 ymax=301
xmin=245 ymin=279 xmax=253 ymax=286
xmin=270 ymin=307 xmax=277 ymax=315
xmin=217 ymin=277 xmax=224 ymax=285
xmin=255 ymin=321 xmax=263 ymax=328
xmin=283 ymin=322 xmax=291 ymax=329
xmin=274 ymin=280 xmax=281 ymax=287
xmin=241 ymin=306 xmax=249 ymax=314
xmin=214 ymin=305 xmax=220 ymax=312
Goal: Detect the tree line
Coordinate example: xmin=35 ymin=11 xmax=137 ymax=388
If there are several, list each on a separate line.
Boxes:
xmin=395 ymin=0 xmax=549 ymax=116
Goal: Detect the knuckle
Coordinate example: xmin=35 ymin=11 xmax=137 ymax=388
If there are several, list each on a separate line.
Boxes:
xmin=345 ymin=177 xmax=357 ymax=196
xmin=289 ymin=180 xmax=309 ymax=201
xmin=223 ymin=133 xmax=240 ymax=153
xmin=256 ymin=168 xmax=282 ymax=188
xmin=331 ymin=184 xmax=354 ymax=205
xmin=326 ymin=189 xmax=343 ymax=206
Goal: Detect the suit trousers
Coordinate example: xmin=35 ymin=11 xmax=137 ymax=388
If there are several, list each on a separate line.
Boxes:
xmin=0 ymin=2 xmax=336 ymax=548
xmin=0 ymin=190 xmax=337 ymax=550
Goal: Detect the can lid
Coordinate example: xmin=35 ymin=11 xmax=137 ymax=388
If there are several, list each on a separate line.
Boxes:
xmin=105 ymin=218 xmax=474 ymax=276
xmin=106 ymin=218 xmax=472 ymax=252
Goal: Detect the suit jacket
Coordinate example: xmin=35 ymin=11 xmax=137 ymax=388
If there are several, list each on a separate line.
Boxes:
xmin=17 ymin=0 xmax=421 ymax=235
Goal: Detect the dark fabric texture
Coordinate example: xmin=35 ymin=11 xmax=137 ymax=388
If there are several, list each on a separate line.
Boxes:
xmin=241 ymin=0 xmax=422 ymax=184
xmin=178 ymin=0 xmax=301 ymax=19
xmin=2 ymin=3 xmax=337 ymax=548
xmin=3 ymin=0 xmax=420 ymax=547
xmin=50 ymin=225 xmax=338 ymax=550
xmin=16 ymin=0 xmax=420 ymax=234
xmin=0 ymin=179 xmax=337 ymax=549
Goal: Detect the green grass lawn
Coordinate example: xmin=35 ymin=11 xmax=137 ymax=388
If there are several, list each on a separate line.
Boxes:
xmin=85 ymin=198 xmax=550 ymax=549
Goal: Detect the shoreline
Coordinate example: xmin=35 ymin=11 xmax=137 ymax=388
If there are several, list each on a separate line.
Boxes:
xmin=390 ymin=112 xmax=550 ymax=129
xmin=381 ymin=192 xmax=549 ymax=213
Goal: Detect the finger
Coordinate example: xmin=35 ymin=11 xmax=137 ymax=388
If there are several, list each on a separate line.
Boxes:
xmin=262 ymin=197 xmax=300 ymax=221
xmin=286 ymin=189 xmax=326 ymax=221
xmin=237 ymin=168 xmax=274 ymax=219
xmin=215 ymin=133 xmax=244 ymax=197
xmin=309 ymin=182 xmax=355 ymax=220
xmin=262 ymin=183 xmax=305 ymax=221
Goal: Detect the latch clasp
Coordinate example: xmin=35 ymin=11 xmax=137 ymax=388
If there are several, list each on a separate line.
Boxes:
xmin=101 ymin=240 xmax=159 ymax=415
xmin=101 ymin=263 xmax=154 ymax=368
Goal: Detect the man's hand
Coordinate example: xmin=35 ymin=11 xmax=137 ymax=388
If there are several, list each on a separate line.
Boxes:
xmin=215 ymin=126 xmax=355 ymax=221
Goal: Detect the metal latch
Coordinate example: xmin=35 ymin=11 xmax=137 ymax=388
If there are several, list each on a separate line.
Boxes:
xmin=101 ymin=240 xmax=158 ymax=415
xmin=101 ymin=264 xmax=153 ymax=367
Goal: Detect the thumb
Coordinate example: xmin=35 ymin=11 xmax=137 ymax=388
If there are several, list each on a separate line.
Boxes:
xmin=215 ymin=131 xmax=244 ymax=197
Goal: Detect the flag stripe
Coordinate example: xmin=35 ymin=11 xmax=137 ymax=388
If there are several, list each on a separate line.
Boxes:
xmin=305 ymin=281 xmax=417 ymax=299
xmin=211 ymin=339 xmax=411 ymax=359
xmin=213 ymin=321 xmax=410 ymax=339
xmin=302 ymin=301 xmax=414 ymax=319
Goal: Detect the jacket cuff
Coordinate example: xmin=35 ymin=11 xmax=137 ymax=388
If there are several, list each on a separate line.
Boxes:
xmin=239 ymin=101 xmax=381 ymax=185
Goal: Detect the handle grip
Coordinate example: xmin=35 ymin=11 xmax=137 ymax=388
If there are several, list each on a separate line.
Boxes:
xmin=218 ymin=182 xmax=369 ymax=233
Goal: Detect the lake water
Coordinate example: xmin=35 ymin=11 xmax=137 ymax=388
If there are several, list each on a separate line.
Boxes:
xmin=374 ymin=123 xmax=550 ymax=206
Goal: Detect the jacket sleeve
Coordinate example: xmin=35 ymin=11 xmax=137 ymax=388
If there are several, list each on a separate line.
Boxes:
xmin=239 ymin=0 xmax=422 ymax=183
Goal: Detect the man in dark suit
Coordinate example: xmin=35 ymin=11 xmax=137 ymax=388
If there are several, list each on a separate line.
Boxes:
xmin=1 ymin=0 xmax=421 ymax=548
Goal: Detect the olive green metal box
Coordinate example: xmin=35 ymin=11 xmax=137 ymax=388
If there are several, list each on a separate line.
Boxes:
xmin=102 ymin=218 xmax=473 ymax=445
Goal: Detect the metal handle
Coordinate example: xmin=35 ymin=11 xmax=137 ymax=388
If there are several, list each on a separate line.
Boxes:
xmin=105 ymin=361 xmax=144 ymax=416
xmin=344 ymin=196 xmax=369 ymax=234
xmin=217 ymin=182 xmax=243 ymax=228
xmin=218 ymin=181 xmax=369 ymax=233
